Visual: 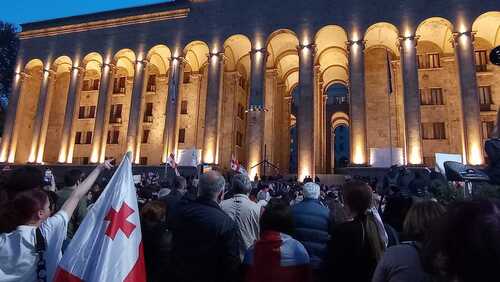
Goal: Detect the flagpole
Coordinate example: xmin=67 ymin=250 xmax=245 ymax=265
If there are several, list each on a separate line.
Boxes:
xmin=387 ymin=49 xmax=393 ymax=166
xmin=388 ymin=88 xmax=393 ymax=166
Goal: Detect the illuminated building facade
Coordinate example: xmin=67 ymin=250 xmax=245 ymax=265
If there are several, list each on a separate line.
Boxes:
xmin=1 ymin=0 xmax=499 ymax=180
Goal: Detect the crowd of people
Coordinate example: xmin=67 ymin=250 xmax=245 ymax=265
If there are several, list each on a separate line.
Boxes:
xmin=0 ymin=160 xmax=500 ymax=282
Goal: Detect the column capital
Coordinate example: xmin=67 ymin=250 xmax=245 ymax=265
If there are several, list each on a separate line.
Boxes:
xmin=18 ymin=71 xmax=32 ymax=80
xmin=346 ymin=40 xmax=366 ymax=49
xmin=208 ymin=51 xmax=226 ymax=59
xmin=297 ymin=43 xmax=317 ymax=54
xmin=397 ymin=35 xmax=420 ymax=50
xmin=102 ymin=62 xmax=116 ymax=71
xmin=169 ymin=55 xmax=186 ymax=63
xmin=451 ymin=31 xmax=476 ymax=47
xmin=135 ymin=58 xmax=150 ymax=66
xmin=43 ymin=68 xmax=57 ymax=79
xmin=249 ymin=48 xmax=269 ymax=63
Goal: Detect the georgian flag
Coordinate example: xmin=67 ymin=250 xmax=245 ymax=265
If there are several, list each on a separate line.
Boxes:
xmin=167 ymin=153 xmax=180 ymax=176
xmin=53 ymin=152 xmax=146 ymax=282
xmin=230 ymin=154 xmax=248 ymax=175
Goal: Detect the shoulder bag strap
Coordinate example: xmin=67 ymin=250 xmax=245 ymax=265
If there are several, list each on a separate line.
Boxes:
xmin=35 ymin=228 xmax=47 ymax=282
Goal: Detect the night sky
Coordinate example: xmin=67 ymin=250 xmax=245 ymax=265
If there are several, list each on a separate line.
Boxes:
xmin=1 ymin=0 xmax=171 ymax=27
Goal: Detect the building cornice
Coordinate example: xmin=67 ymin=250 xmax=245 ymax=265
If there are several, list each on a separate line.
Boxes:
xmin=20 ymin=8 xmax=190 ymax=40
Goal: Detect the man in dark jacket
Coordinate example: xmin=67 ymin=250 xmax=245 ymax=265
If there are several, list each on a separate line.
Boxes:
xmin=291 ymin=182 xmax=330 ymax=271
xmin=161 ymin=175 xmax=187 ymax=216
xmin=169 ymin=171 xmax=241 ymax=282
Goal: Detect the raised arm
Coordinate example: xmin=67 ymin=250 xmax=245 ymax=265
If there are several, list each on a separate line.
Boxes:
xmin=61 ymin=159 xmax=114 ymax=217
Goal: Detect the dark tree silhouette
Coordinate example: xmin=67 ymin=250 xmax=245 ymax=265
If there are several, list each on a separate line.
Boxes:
xmin=0 ymin=21 xmax=19 ymax=134
xmin=0 ymin=21 xmax=19 ymax=100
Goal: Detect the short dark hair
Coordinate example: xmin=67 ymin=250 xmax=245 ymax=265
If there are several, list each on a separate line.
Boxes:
xmin=4 ymin=167 xmax=44 ymax=198
xmin=0 ymin=188 xmax=48 ymax=233
xmin=343 ymin=181 xmax=373 ymax=216
xmin=64 ymin=169 xmax=83 ymax=187
xmin=403 ymin=200 xmax=445 ymax=242
xmin=140 ymin=200 xmax=167 ymax=224
xmin=260 ymin=198 xmax=294 ymax=236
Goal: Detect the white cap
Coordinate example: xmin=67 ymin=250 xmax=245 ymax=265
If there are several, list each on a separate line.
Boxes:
xmin=303 ymin=182 xmax=320 ymax=199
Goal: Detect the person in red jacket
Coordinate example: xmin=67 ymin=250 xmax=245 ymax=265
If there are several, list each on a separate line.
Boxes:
xmin=243 ymin=198 xmax=312 ymax=282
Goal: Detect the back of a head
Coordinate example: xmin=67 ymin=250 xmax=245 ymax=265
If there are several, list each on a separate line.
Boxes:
xmin=4 ymin=167 xmax=44 ymax=198
xmin=140 ymin=200 xmax=167 ymax=225
xmin=260 ymin=198 xmax=294 ymax=235
xmin=303 ymin=182 xmax=320 ymax=200
xmin=403 ymin=200 xmax=445 ymax=242
xmin=343 ymin=181 xmax=373 ymax=216
xmin=64 ymin=169 xmax=83 ymax=187
xmin=173 ymin=176 xmax=187 ymax=191
xmin=429 ymin=199 xmax=500 ymax=282
xmin=198 ymin=171 xmax=225 ymax=200
xmin=231 ymin=174 xmax=251 ymax=195
xmin=0 ymin=188 xmax=48 ymax=233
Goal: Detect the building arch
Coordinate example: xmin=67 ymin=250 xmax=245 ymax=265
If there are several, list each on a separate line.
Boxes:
xmin=147 ymin=45 xmax=171 ymax=75
xmin=416 ymin=17 xmax=455 ymax=54
xmin=183 ymin=41 xmax=209 ymax=73
xmin=473 ymin=11 xmax=500 ymax=47
xmin=364 ymin=22 xmax=400 ymax=56
xmin=223 ymin=34 xmax=251 ymax=79
xmin=266 ymin=29 xmax=299 ymax=69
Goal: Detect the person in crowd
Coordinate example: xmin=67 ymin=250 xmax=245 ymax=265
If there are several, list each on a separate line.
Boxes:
xmin=243 ymin=198 xmax=311 ymax=282
xmin=256 ymin=188 xmax=271 ymax=207
xmin=169 ymin=171 xmax=241 ymax=282
xmin=221 ymin=173 xmax=262 ymax=260
xmin=55 ymin=169 xmax=87 ymax=239
xmin=291 ymin=182 xmax=330 ymax=274
xmin=0 ymin=160 xmax=113 ymax=282
xmin=382 ymin=196 xmax=414 ymax=244
xmin=322 ymin=181 xmax=386 ymax=282
xmin=141 ymin=200 xmax=172 ymax=282
xmin=424 ymin=199 xmax=500 ymax=282
xmin=372 ymin=200 xmax=446 ymax=282
xmin=161 ymin=175 xmax=187 ymax=216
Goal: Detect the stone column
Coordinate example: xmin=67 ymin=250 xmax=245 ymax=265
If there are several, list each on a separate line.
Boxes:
xmin=58 ymin=66 xmax=83 ymax=163
xmin=453 ymin=31 xmax=484 ymax=165
xmin=399 ymin=35 xmax=423 ymax=165
xmin=297 ymin=43 xmax=316 ymax=180
xmin=0 ymin=71 xmax=25 ymax=163
xmin=322 ymin=94 xmax=327 ymax=171
xmin=202 ymin=52 xmax=224 ymax=164
xmin=314 ymin=65 xmax=322 ymax=173
xmin=161 ymin=56 xmax=184 ymax=163
xmin=126 ymin=59 xmax=148 ymax=163
xmin=246 ymin=48 xmax=267 ymax=177
xmin=91 ymin=63 xmax=114 ymax=163
xmin=28 ymin=69 xmax=55 ymax=163
xmin=347 ymin=40 xmax=367 ymax=165
xmin=282 ymin=95 xmax=292 ymax=173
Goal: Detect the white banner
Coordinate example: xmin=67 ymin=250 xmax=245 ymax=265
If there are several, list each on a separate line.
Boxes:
xmin=369 ymin=147 xmax=404 ymax=167
xmin=177 ymin=149 xmax=201 ymax=167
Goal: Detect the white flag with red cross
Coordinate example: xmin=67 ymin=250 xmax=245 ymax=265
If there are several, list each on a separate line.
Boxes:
xmin=230 ymin=154 xmax=248 ymax=175
xmin=53 ymin=152 xmax=146 ymax=282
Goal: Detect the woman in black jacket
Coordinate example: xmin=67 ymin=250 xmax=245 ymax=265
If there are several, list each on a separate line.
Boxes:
xmin=321 ymin=181 xmax=386 ymax=282
xmin=140 ymin=200 xmax=173 ymax=282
